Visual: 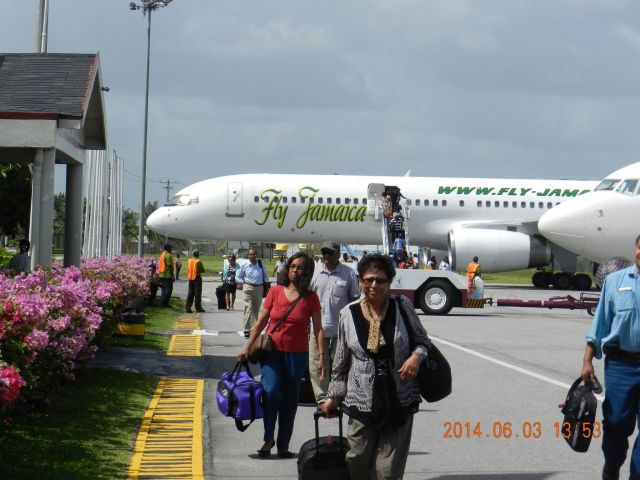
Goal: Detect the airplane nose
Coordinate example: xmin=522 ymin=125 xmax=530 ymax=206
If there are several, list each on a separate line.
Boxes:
xmin=538 ymin=200 xmax=586 ymax=253
xmin=146 ymin=208 xmax=167 ymax=236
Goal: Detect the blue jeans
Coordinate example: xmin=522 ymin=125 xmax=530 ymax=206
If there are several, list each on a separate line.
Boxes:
xmin=260 ymin=350 xmax=308 ymax=450
xmin=603 ymin=356 xmax=640 ymax=478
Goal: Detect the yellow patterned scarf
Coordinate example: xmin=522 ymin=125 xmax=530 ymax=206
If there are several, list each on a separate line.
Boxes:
xmin=360 ymin=297 xmax=389 ymax=353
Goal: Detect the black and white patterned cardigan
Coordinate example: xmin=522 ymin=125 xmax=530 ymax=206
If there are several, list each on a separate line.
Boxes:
xmin=326 ymin=295 xmax=429 ymax=412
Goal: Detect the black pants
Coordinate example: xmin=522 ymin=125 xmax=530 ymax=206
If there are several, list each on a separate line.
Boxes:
xmin=159 ymin=277 xmax=174 ymax=306
xmin=186 ymin=277 xmax=203 ymax=311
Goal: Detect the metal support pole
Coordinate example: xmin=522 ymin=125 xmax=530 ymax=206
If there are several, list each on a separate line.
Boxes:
xmin=138 ymin=8 xmax=152 ymax=257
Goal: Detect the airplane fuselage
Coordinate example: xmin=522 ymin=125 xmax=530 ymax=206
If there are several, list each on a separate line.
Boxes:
xmin=148 ymin=173 xmax=596 ymax=251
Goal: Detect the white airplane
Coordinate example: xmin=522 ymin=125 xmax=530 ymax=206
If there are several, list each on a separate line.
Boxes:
xmin=147 ymin=173 xmax=598 ymax=283
xmin=538 ymin=161 xmax=640 ymax=263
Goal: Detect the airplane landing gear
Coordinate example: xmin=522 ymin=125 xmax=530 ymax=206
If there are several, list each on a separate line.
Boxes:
xmin=531 ymin=271 xmax=592 ymax=290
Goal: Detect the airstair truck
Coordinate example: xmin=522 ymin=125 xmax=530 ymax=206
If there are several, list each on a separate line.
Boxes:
xmin=367 ymin=183 xmax=477 ymax=315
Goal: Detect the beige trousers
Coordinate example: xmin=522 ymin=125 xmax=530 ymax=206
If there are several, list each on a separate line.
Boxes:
xmin=242 ymin=284 xmax=263 ymax=331
xmin=308 ymin=335 xmax=336 ymax=403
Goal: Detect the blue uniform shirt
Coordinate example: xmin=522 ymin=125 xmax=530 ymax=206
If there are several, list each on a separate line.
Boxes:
xmin=586 ymin=265 xmax=640 ymax=359
xmin=237 ymin=260 xmax=269 ymax=285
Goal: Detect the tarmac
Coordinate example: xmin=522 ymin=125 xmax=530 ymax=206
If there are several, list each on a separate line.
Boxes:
xmin=88 ymin=278 xmax=633 ymax=479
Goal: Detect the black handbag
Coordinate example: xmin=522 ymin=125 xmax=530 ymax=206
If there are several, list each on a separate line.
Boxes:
xmin=397 ymin=297 xmax=452 ymax=402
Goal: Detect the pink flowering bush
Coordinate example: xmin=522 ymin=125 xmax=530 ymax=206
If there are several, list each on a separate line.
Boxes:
xmin=0 ymin=256 xmax=152 ymax=418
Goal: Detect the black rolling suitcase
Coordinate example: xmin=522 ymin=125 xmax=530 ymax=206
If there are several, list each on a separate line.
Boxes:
xmin=297 ymin=410 xmax=350 ymax=480
xmin=216 ymin=285 xmax=226 ymax=310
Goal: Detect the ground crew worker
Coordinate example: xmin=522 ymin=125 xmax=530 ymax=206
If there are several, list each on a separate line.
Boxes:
xmin=466 ymin=256 xmax=481 ymax=295
xmin=157 ymin=244 xmax=174 ymax=307
xmin=8 ymin=239 xmax=31 ymax=274
xmin=185 ymin=251 xmax=205 ymax=313
xmin=581 ymin=234 xmax=640 ymax=480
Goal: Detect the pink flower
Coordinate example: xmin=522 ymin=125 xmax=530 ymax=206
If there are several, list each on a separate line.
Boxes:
xmin=25 ymin=329 xmax=49 ymax=351
xmin=0 ymin=364 xmax=26 ymax=404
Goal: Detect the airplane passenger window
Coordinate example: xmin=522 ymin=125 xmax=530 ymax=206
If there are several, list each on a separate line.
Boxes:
xmin=345 ymin=198 xmax=351 ymax=204
xmin=318 ymin=198 xmax=324 ymax=204
xmin=512 ymin=201 xmax=517 ymax=208
xmin=263 ymin=196 xmax=270 ymax=203
xmin=254 ymin=196 xmax=259 ymax=203
xmin=442 ymin=200 xmax=447 ymax=206
xmin=530 ymin=202 xmax=535 ymax=208
xmin=547 ymin=202 xmax=552 ymax=208
xmin=336 ymin=198 xmax=341 ymax=204
xmin=433 ymin=200 xmax=438 ymax=206
xmin=485 ymin=201 xmax=491 ymax=207
xmin=282 ymin=197 xmax=288 ymax=204
xmin=308 ymin=197 xmax=313 ymax=204
xmin=521 ymin=202 xmax=526 ymax=208
xmin=459 ymin=200 xmax=464 ymax=207
xmin=327 ymin=198 xmax=332 ymax=204
xmin=292 ymin=197 xmax=297 ymax=204
xmin=424 ymin=200 xmax=430 ymax=206
xmin=556 ymin=202 xmax=560 ymax=206
xmin=477 ymin=201 xmax=482 ymax=207
xmin=494 ymin=201 xmax=500 ymax=207
xmin=595 ymin=178 xmax=621 ymax=191
xmin=503 ymin=201 xmax=508 ymax=208
xmin=538 ymin=202 xmax=543 ymax=208
xmin=353 ymin=198 xmax=358 ymax=205
xmin=362 ymin=198 xmax=367 ymax=204
xmin=416 ymin=199 xmax=421 ymax=206
xmin=407 ymin=199 xmax=412 ymax=206
xmin=616 ymin=179 xmax=638 ymax=195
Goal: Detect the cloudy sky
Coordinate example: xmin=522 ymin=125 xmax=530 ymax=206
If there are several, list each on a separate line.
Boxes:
xmin=2 ymin=0 xmax=640 ymax=209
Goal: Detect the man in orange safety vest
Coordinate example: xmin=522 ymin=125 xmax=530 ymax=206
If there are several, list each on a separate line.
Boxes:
xmin=185 ymin=251 xmax=205 ymax=313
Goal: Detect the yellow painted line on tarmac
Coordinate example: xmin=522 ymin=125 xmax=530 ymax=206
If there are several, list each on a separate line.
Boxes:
xmin=167 ymin=334 xmax=201 ymax=357
xmin=176 ymin=316 xmax=200 ymax=331
xmin=128 ymin=315 xmax=204 ymax=478
xmin=128 ymin=378 xmax=204 ymax=479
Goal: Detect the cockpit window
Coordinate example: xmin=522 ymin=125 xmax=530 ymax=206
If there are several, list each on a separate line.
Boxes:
xmin=167 ymin=194 xmax=199 ymax=206
xmin=594 ymin=179 xmax=621 ymax=191
xmin=616 ymin=179 xmax=638 ymax=196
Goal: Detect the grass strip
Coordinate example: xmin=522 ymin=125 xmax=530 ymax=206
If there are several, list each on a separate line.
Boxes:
xmin=0 ymin=368 xmax=154 ymax=480
xmin=107 ymin=297 xmax=184 ymax=350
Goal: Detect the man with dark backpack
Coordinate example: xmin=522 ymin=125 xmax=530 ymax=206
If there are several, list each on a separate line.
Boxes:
xmin=581 ymin=234 xmax=640 ymax=480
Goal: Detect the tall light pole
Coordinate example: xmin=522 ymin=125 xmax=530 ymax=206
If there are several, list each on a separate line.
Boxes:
xmin=130 ymin=0 xmax=173 ymax=257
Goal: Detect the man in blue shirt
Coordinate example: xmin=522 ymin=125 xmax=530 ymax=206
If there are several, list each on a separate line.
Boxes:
xmin=236 ymin=248 xmax=270 ymax=334
xmin=582 ymin=234 xmax=640 ymax=480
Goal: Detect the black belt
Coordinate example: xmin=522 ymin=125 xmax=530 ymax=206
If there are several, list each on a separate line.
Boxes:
xmin=245 ymin=282 xmax=263 ymax=287
xmin=604 ymin=346 xmax=640 ymax=361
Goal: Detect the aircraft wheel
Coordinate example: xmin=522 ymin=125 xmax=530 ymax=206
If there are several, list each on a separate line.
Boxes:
xmin=418 ymin=280 xmax=455 ymax=315
xmin=532 ymin=272 xmax=552 ymax=288
xmin=572 ymin=273 xmax=592 ymax=291
xmin=552 ymin=272 xmax=572 ymax=290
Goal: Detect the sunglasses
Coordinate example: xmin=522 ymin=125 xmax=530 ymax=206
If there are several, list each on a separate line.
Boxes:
xmin=361 ymin=277 xmax=389 ymax=285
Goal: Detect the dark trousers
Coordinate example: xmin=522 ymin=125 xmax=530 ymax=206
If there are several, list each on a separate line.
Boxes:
xmin=602 ymin=356 xmax=640 ymax=478
xmin=186 ymin=277 xmax=203 ymax=312
xmin=159 ymin=277 xmax=173 ymax=306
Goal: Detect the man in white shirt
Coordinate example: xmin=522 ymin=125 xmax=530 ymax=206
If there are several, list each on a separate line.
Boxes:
xmin=310 ymin=242 xmax=360 ymax=405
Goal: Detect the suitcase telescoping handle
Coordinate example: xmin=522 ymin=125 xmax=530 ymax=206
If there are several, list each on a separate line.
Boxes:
xmin=313 ymin=409 xmax=344 ymax=453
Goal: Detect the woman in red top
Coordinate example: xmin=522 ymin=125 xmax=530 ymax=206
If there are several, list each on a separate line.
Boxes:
xmin=238 ymin=252 xmax=325 ymax=458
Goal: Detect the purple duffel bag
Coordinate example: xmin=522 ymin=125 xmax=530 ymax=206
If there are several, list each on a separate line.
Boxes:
xmin=216 ymin=361 xmax=264 ymax=432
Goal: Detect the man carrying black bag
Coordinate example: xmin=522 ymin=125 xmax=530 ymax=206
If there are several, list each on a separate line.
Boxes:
xmin=581 ymin=234 xmax=640 ymax=480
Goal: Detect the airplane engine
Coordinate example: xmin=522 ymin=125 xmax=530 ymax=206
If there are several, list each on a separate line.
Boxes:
xmin=448 ymin=229 xmax=550 ymax=273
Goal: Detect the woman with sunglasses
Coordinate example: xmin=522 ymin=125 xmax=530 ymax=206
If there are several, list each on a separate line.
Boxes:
xmin=238 ymin=252 xmax=325 ymax=458
xmin=322 ymin=253 xmax=429 ymax=479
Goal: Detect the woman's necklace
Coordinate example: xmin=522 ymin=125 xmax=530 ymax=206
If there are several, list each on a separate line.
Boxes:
xmin=361 ymin=297 xmax=389 ymax=353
